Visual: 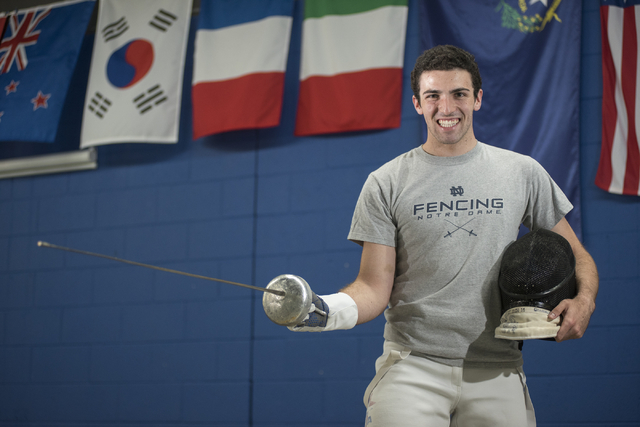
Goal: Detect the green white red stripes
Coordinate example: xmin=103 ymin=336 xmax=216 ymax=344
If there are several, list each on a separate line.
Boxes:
xmin=295 ymin=0 xmax=408 ymax=136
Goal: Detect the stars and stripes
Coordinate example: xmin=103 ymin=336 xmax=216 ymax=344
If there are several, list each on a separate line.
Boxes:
xmin=596 ymin=0 xmax=640 ymax=195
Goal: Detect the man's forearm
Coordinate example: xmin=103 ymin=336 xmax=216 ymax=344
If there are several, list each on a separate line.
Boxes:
xmin=341 ymin=280 xmax=391 ymax=325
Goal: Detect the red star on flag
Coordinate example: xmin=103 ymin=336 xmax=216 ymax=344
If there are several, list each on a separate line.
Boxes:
xmin=31 ymin=90 xmax=50 ymax=110
xmin=0 ymin=111 xmax=4 ymax=122
xmin=4 ymin=80 xmax=19 ymax=95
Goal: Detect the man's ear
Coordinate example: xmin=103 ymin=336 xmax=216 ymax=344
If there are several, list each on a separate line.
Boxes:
xmin=412 ymin=95 xmax=423 ymax=115
xmin=474 ymin=89 xmax=483 ymax=111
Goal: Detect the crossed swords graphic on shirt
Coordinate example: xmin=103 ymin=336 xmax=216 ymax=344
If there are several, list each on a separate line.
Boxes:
xmin=444 ymin=218 xmax=477 ymax=238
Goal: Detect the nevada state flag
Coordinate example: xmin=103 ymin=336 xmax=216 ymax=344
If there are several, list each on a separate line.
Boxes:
xmin=0 ymin=0 xmax=95 ymax=142
xmin=418 ymin=0 xmax=582 ymax=235
xmin=81 ymin=0 xmax=192 ymax=147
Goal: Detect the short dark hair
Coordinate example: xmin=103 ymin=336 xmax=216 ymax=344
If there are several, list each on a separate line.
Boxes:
xmin=411 ymin=45 xmax=482 ymax=103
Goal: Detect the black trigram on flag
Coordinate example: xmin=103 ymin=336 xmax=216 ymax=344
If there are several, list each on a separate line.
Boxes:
xmin=133 ymin=84 xmax=168 ymax=114
xmin=88 ymin=92 xmax=112 ymax=118
xmin=102 ymin=16 xmax=129 ymax=42
xmin=149 ymin=9 xmax=177 ymax=32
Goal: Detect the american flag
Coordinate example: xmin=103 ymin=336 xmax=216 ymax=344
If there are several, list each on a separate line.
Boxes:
xmin=597 ymin=0 xmax=640 ymax=195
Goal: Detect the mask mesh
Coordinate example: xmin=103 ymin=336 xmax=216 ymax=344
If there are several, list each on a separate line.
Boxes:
xmin=498 ymin=229 xmax=576 ymax=312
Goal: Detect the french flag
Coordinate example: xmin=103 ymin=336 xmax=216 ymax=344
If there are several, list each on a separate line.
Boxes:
xmin=191 ymin=0 xmax=294 ymax=139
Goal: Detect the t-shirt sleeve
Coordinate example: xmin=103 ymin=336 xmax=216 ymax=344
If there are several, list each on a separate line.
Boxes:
xmin=347 ymin=173 xmax=397 ymax=247
xmin=522 ymin=159 xmax=573 ymax=231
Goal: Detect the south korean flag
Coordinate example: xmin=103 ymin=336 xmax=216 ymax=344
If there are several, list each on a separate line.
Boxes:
xmin=81 ymin=0 xmax=192 ymax=147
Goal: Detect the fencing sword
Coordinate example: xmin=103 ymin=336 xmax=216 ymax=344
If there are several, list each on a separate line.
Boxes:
xmin=37 ymin=241 xmax=325 ymax=326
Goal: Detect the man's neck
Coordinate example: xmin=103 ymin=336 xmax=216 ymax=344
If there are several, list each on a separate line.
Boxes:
xmin=421 ymin=138 xmax=477 ymax=157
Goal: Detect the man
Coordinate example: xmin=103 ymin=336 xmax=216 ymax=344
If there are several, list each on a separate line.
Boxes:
xmin=288 ymin=45 xmax=598 ymax=427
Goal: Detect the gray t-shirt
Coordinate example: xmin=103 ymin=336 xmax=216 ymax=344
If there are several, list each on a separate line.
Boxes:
xmin=348 ymin=142 xmax=572 ymax=368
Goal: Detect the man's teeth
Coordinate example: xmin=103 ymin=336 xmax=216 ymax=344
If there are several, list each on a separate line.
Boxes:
xmin=438 ymin=119 xmax=459 ymax=128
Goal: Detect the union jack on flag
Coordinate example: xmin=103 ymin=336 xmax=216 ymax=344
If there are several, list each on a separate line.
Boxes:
xmin=0 ymin=9 xmax=51 ymax=74
xmin=0 ymin=12 xmax=10 ymax=42
xmin=0 ymin=0 xmax=95 ymax=143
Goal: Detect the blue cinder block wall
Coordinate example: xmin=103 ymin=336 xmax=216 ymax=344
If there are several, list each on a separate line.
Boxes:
xmin=0 ymin=0 xmax=637 ymax=426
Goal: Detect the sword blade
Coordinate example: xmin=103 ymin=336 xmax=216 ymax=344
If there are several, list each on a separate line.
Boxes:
xmin=37 ymin=241 xmax=285 ymax=296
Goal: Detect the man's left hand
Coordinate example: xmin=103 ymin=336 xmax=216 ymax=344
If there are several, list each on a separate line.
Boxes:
xmin=548 ymin=294 xmax=596 ymax=342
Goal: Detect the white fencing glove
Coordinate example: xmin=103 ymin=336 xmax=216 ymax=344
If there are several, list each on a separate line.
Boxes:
xmin=288 ymin=292 xmax=358 ymax=332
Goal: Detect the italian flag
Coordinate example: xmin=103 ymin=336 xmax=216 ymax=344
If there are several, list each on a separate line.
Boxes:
xmin=295 ymin=0 xmax=408 ymax=136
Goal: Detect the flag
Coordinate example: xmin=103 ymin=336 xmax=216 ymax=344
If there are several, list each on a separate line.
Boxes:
xmin=0 ymin=12 xmax=10 ymax=40
xmin=596 ymin=0 xmax=640 ymax=196
xmin=418 ymin=0 xmax=583 ymax=234
xmin=0 ymin=0 xmax=95 ymax=143
xmin=294 ymin=0 xmax=408 ymax=136
xmin=80 ymin=0 xmax=192 ymax=147
xmin=192 ymin=0 xmax=294 ymax=139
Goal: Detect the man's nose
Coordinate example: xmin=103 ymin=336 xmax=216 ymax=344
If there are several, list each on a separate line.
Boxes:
xmin=438 ymin=95 xmax=454 ymax=114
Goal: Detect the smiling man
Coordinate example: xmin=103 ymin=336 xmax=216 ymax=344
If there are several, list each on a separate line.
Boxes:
xmin=413 ymin=67 xmax=481 ymax=155
xmin=287 ymin=45 xmax=598 ymax=427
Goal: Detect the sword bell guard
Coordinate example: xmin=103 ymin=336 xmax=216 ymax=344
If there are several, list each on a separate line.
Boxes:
xmin=262 ymin=274 xmax=314 ymax=326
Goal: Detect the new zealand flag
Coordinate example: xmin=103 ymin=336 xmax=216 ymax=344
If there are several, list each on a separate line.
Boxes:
xmin=0 ymin=0 xmax=95 ymax=143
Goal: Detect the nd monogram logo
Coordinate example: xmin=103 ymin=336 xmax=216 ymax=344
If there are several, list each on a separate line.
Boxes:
xmin=450 ymin=186 xmax=464 ymax=196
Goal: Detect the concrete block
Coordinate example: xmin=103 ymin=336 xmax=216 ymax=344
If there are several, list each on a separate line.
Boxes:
xmin=157 ymin=181 xmax=223 ymax=222
xmin=257 ymin=175 xmax=290 ymax=215
xmin=37 ymin=194 xmax=96 ymax=232
xmin=125 ymin=224 xmax=188 ymax=263
xmin=0 ymin=384 xmax=120 ymax=421
xmin=0 ymin=346 xmax=30 ymax=382
xmin=32 ymin=174 xmax=69 ymax=198
xmin=223 ymin=177 xmax=255 ymax=217
xmin=325 ymin=380 xmax=369 ymax=423
xmin=5 ymin=308 xmax=61 ymax=345
xmin=93 ymin=265 xmax=154 ymax=304
xmin=122 ymin=303 xmax=184 ymax=342
xmin=188 ymin=218 xmax=254 ymax=259
xmin=125 ymin=158 xmax=189 ymax=187
xmin=0 ymin=273 xmax=36 ymax=308
xmin=256 ymin=212 xmax=324 ymax=256
xmin=217 ymin=341 xmax=251 ymax=380
xmin=90 ymin=344 xmax=155 ymax=382
xmin=182 ymin=382 xmax=250 ymax=423
xmin=190 ymin=148 xmax=256 ymax=181
xmin=118 ymin=384 xmax=181 ymax=421
xmin=253 ymin=380 xmax=324 ymax=424
xmin=62 ymin=306 xmax=120 ymax=343
xmin=185 ymin=299 xmax=251 ymax=340
xmin=11 ymin=179 xmax=32 ymax=199
xmin=96 ymin=188 xmax=157 ymax=227
xmin=154 ymin=259 xmax=221 ymax=301
xmin=35 ymin=269 xmax=93 ymax=307
xmin=529 ymin=374 xmax=640 ymax=423
xmin=31 ymin=346 xmax=90 ymax=382
xmin=253 ymin=337 xmax=359 ymax=381
xmin=8 ymin=199 xmax=37 ymax=235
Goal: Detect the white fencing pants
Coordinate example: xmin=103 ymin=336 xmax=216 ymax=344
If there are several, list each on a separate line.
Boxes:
xmin=363 ymin=341 xmax=536 ymax=427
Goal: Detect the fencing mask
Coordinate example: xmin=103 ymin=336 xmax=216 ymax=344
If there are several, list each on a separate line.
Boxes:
xmin=495 ymin=229 xmax=576 ymax=340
